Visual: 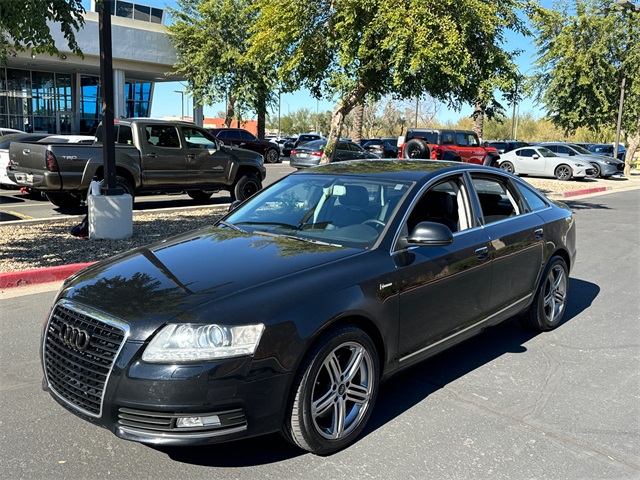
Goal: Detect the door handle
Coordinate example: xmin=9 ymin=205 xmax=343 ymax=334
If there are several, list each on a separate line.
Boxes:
xmin=22 ymin=148 xmax=30 ymax=155
xmin=475 ymin=246 xmax=489 ymax=260
xmin=186 ymin=154 xmax=195 ymax=159
xmin=146 ymin=153 xmax=158 ymax=158
xmin=534 ymin=228 xmax=544 ymax=239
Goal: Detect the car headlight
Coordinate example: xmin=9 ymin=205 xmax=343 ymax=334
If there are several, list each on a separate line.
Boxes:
xmin=142 ymin=323 xmax=265 ymax=362
xmin=574 ymin=163 xmax=585 ymax=167
xmin=605 ymin=161 xmax=615 ymax=165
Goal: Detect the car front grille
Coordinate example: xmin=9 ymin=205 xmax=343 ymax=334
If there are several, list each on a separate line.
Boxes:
xmin=43 ymin=302 xmax=127 ymax=417
xmin=117 ymin=407 xmax=247 ymax=434
xmin=616 ymin=163 xmax=624 ymax=172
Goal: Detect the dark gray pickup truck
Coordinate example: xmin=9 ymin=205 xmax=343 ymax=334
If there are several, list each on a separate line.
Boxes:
xmin=8 ymin=118 xmax=266 ymax=208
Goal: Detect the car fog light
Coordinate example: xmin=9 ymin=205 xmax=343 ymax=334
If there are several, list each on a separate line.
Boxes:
xmin=176 ymin=415 xmax=221 ymax=428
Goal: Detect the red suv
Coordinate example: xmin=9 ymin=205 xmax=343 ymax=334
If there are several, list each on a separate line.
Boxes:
xmin=399 ymin=128 xmax=500 ymax=166
xmin=208 ymin=128 xmax=281 ymax=164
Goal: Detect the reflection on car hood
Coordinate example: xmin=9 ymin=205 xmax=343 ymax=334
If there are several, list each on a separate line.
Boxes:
xmin=61 ymin=228 xmax=357 ymax=331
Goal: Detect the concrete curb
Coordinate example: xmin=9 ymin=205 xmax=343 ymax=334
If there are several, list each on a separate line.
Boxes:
xmin=0 ymin=262 xmax=96 ymax=289
xmin=562 ymin=186 xmax=608 ymax=197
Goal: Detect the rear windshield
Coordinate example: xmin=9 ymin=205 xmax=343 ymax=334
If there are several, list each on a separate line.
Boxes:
xmin=408 ymin=131 xmax=438 ymax=143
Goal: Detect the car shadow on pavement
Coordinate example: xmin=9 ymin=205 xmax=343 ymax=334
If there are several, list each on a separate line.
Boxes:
xmin=156 ymin=277 xmax=599 ymax=465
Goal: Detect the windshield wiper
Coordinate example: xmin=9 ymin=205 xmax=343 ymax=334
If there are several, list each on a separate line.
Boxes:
xmin=218 ymin=220 xmax=247 ymax=233
xmin=235 ymin=221 xmax=300 ymax=230
xmin=254 ymin=230 xmax=342 ymax=248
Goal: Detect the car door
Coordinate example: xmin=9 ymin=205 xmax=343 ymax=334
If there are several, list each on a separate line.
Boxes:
xmin=515 ymin=148 xmax=545 ymax=175
xmin=181 ymin=126 xmax=228 ymax=186
xmin=468 ymin=173 xmax=545 ymax=319
xmin=141 ymin=124 xmax=188 ymax=187
xmin=394 ymin=175 xmax=493 ymax=366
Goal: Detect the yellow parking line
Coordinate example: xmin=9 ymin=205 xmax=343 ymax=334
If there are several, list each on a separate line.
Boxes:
xmin=1 ymin=210 xmax=34 ymax=220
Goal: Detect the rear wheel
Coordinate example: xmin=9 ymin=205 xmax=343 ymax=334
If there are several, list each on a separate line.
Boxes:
xmin=46 ymin=192 xmax=82 ymax=209
xmin=522 ymin=256 xmax=568 ymax=331
xmin=100 ymin=175 xmax=135 ymax=198
xmin=554 ymin=164 xmax=573 ymax=181
xmin=500 ymin=161 xmax=515 ymax=174
xmin=264 ymin=148 xmax=280 ymax=164
xmin=231 ymin=173 xmax=261 ymax=201
xmin=403 ymin=139 xmax=430 ymax=159
xmin=187 ymin=190 xmax=213 ymax=201
xmin=282 ymin=325 xmax=379 ymax=455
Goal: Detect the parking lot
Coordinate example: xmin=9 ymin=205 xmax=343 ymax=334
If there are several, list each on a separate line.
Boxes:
xmin=1 ymin=189 xmax=638 ymax=479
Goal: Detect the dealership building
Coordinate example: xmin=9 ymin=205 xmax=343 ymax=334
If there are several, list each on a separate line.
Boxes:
xmin=0 ymin=1 xmax=197 ymax=135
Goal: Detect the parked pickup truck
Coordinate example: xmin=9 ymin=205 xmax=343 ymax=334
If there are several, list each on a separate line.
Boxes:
xmin=7 ymin=118 xmax=266 ymax=208
xmin=398 ymin=128 xmax=500 ymax=166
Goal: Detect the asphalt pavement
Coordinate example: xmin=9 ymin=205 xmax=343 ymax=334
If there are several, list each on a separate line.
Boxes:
xmin=1 ymin=189 xmax=638 ymax=479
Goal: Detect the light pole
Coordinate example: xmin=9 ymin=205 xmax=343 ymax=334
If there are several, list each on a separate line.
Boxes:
xmin=598 ymin=0 xmax=639 ymax=163
xmin=174 ymin=90 xmax=184 ymax=120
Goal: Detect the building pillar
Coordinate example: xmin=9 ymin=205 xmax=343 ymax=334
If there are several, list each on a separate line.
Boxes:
xmin=113 ymin=69 xmax=126 ymax=119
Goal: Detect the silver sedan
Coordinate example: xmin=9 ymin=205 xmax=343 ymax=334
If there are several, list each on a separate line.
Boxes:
xmin=498 ymin=146 xmax=594 ymax=180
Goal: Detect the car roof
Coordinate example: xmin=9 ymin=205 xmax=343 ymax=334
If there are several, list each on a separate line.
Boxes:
xmin=293 ymin=159 xmax=491 ymax=181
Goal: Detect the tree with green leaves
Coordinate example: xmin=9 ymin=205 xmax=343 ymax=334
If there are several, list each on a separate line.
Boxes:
xmin=168 ymin=0 xmax=273 ymax=136
xmin=0 ymin=0 xmax=85 ymax=65
xmin=531 ymin=0 xmax=640 ymax=175
xmin=249 ymin=0 xmax=529 ymax=162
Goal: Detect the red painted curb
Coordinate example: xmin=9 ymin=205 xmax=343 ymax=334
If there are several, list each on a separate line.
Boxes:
xmin=0 ymin=262 xmax=97 ymax=289
xmin=563 ymin=186 xmax=607 ymax=198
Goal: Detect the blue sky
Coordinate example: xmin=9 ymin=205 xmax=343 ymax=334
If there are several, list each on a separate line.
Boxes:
xmin=85 ymin=0 xmax=543 ymax=124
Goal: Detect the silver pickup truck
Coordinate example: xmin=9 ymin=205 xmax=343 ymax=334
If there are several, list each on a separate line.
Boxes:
xmin=8 ymin=118 xmax=266 ymax=208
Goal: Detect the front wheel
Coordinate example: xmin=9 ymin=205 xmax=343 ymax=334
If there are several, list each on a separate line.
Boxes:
xmin=589 ymin=163 xmax=601 ymax=178
xmin=522 ymin=256 xmax=569 ymax=331
xmin=499 ymin=161 xmax=515 ymax=174
xmin=283 ymin=326 xmax=379 ymax=455
xmin=554 ymin=164 xmax=573 ymax=181
xmin=231 ymin=173 xmax=262 ymax=201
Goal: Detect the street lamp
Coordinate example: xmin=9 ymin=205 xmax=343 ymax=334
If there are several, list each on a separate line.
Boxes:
xmin=174 ymin=90 xmax=184 ymax=120
xmin=598 ymin=0 xmax=639 ymax=163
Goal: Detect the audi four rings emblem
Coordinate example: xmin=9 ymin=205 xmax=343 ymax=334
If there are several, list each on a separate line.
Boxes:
xmin=59 ymin=322 xmax=91 ymax=351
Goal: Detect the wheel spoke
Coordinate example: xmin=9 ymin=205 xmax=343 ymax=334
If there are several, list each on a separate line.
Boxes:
xmin=323 ymin=351 xmax=343 ymax=385
xmin=329 ymin=398 xmax=347 ymax=440
xmin=342 ymin=346 xmax=365 ymax=383
xmin=345 ymin=382 xmax=370 ymax=405
xmin=312 ymin=388 xmax=338 ymax=418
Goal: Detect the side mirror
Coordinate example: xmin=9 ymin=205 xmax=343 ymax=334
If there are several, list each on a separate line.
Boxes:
xmin=228 ymin=200 xmax=242 ymax=212
xmin=532 ymin=154 xmax=539 ymax=159
xmin=406 ymin=222 xmax=453 ymax=246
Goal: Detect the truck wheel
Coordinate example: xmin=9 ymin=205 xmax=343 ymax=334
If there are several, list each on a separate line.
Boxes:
xmin=265 ymin=148 xmax=280 ymax=164
xmin=231 ymin=174 xmax=262 ymax=201
xmin=187 ymin=190 xmax=213 ymax=201
xmin=100 ymin=176 xmax=135 ymax=198
xmin=404 ymin=139 xmax=430 ymax=159
xmin=46 ymin=192 xmax=82 ymax=209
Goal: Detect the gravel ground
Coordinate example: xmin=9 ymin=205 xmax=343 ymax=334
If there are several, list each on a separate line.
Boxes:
xmin=1 ymin=175 xmax=637 ymax=274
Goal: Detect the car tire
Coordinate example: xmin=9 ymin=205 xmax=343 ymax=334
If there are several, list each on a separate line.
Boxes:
xmin=500 ymin=161 xmax=515 ymax=174
xmin=522 ymin=256 xmax=568 ymax=331
xmin=45 ymin=192 xmax=82 ymax=209
xmin=100 ymin=175 xmax=135 ymax=199
xmin=187 ymin=190 xmax=213 ymax=201
xmin=265 ymin=148 xmax=280 ymax=164
xmin=231 ymin=173 xmax=261 ymax=201
xmin=589 ymin=163 xmax=601 ymax=178
xmin=282 ymin=325 xmax=379 ymax=455
xmin=404 ymin=139 xmax=430 ymax=159
xmin=554 ymin=164 xmax=573 ymax=181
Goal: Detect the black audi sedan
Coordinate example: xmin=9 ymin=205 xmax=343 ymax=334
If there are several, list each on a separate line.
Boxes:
xmin=41 ymin=160 xmax=576 ymax=455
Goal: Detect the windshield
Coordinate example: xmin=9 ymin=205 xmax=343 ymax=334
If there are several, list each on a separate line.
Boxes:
xmin=224 ymin=174 xmax=412 ymax=249
xmin=570 ymin=144 xmax=592 ymax=155
xmin=538 ymin=147 xmax=557 ymax=157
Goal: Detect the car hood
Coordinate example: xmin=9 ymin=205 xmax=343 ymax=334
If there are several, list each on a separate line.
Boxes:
xmin=579 ymin=153 xmax=624 ymax=164
xmin=60 ymin=227 xmax=358 ymax=337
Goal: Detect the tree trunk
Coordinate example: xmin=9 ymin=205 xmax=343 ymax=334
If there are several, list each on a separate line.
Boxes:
xmin=225 ymin=96 xmax=236 ymax=127
xmin=320 ymin=86 xmax=367 ymax=164
xmin=257 ymin=94 xmax=266 ymax=139
xmin=473 ymin=101 xmax=485 ymax=142
xmin=623 ymin=116 xmax=639 ymax=177
xmin=350 ymin=103 xmax=365 ymax=145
